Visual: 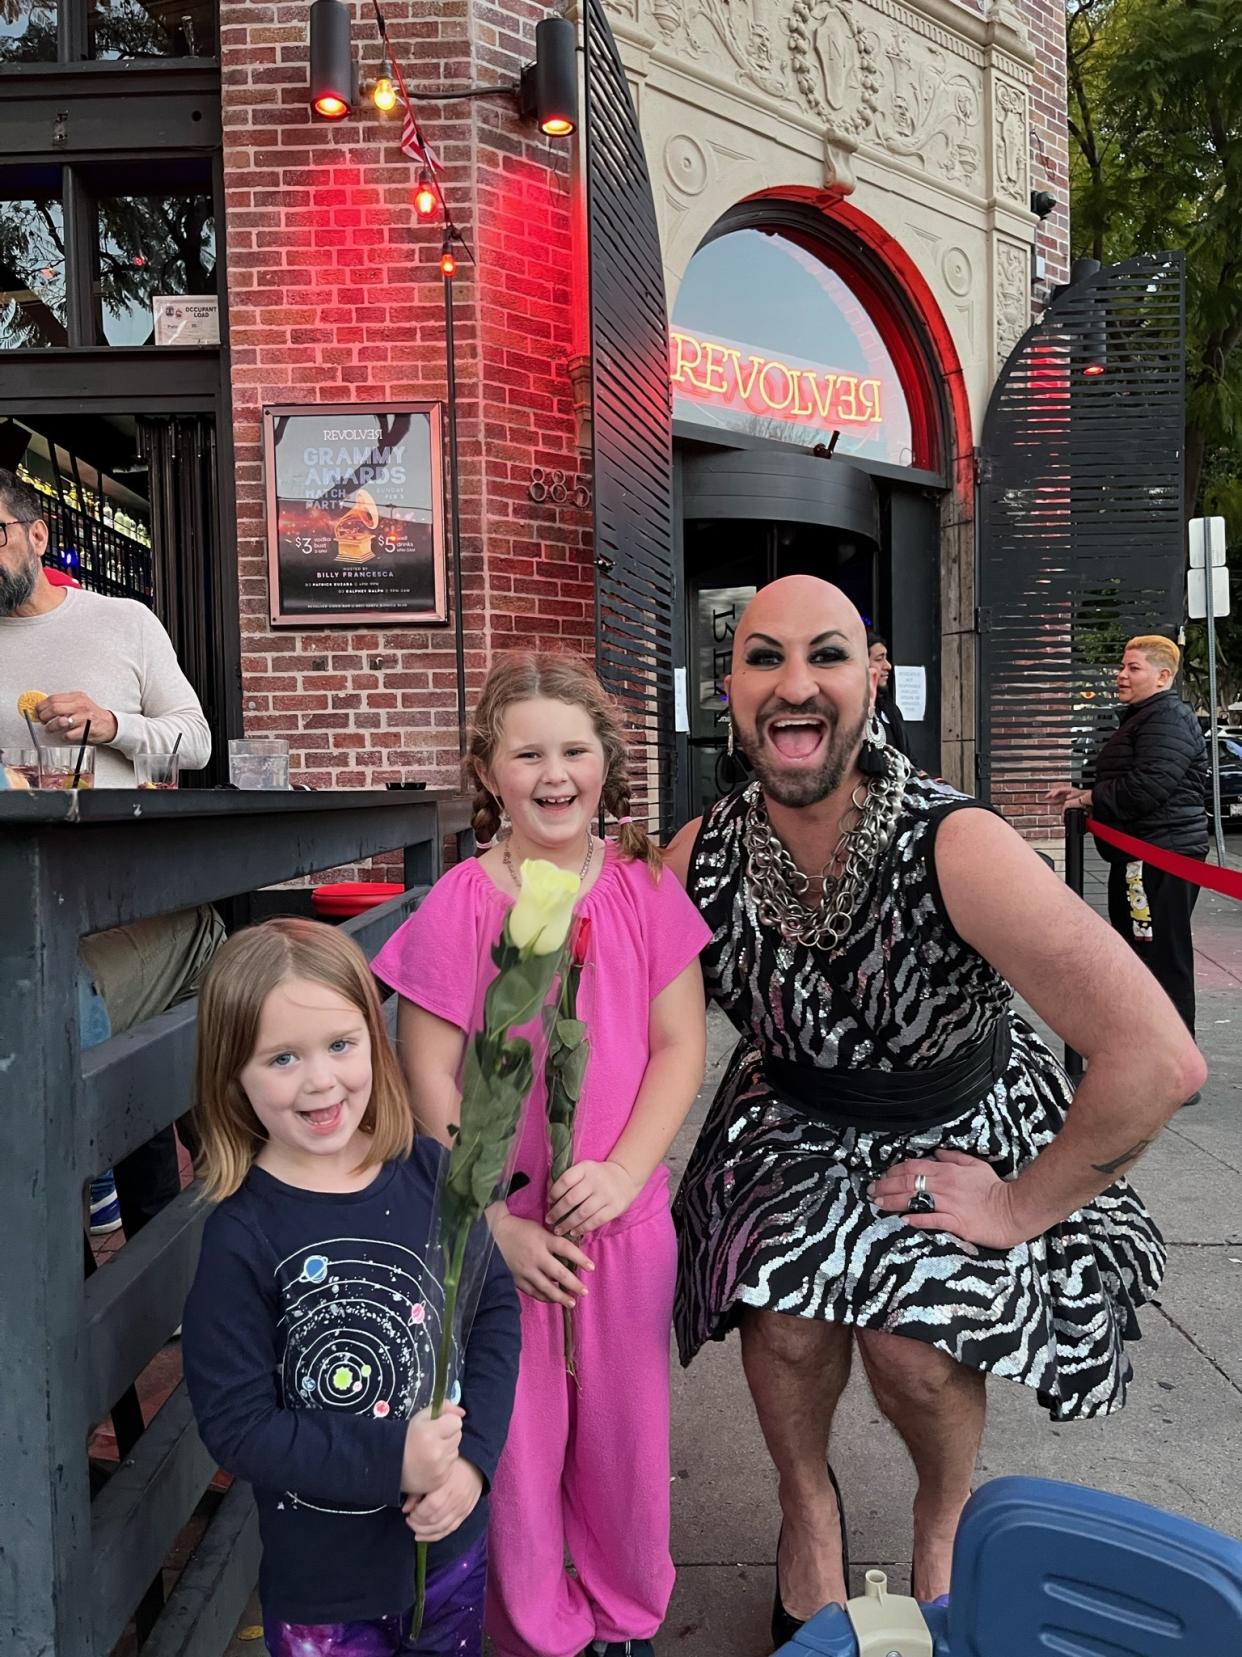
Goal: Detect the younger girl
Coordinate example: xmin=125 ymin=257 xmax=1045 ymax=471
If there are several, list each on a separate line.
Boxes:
xmin=181 ymin=918 xmax=520 ymax=1656
xmin=373 ymin=654 xmax=711 ymax=1657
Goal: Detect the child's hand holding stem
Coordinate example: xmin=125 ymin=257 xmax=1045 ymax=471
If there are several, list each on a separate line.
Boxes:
xmin=402 ymin=1403 xmax=464 ymax=1497
xmin=491 ymin=1210 xmax=594 ymax=1307
xmin=402 ymin=1456 xmax=484 ymax=1542
xmin=546 ymin=1159 xmax=639 ymax=1236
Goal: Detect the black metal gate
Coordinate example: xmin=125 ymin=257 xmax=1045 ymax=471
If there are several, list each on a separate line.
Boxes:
xmin=139 ymin=415 xmax=234 ymax=785
xmin=977 ymin=253 xmax=1186 ymax=809
xmin=583 ymin=0 xmax=677 ymax=839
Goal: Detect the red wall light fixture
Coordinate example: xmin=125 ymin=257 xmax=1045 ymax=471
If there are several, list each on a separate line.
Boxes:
xmin=309 ymin=0 xmax=356 ymax=120
xmin=519 ymin=16 xmax=578 ymax=137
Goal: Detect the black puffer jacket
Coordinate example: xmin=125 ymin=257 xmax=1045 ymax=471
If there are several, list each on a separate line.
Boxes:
xmin=1090 ymin=690 xmax=1208 ymax=862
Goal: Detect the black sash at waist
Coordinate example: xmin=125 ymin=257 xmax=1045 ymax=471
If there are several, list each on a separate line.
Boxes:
xmin=761 ymin=1018 xmax=1012 ymax=1134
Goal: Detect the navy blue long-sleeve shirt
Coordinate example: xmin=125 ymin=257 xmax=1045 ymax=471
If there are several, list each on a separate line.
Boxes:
xmin=181 ymin=1141 xmax=520 ymax=1623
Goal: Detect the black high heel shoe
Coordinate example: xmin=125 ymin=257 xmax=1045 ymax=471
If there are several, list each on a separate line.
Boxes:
xmin=771 ymin=1464 xmax=850 ymax=1650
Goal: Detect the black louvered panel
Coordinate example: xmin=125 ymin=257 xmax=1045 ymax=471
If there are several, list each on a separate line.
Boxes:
xmin=583 ymin=0 xmax=677 ymax=840
xmin=978 ymin=253 xmax=1185 ymax=817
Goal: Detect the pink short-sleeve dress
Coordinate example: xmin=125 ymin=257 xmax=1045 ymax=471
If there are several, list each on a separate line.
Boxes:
xmin=371 ymin=841 xmax=711 ymax=1226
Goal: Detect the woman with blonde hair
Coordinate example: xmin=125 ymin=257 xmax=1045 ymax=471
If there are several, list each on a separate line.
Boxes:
xmin=1048 ymin=634 xmax=1208 ymax=1077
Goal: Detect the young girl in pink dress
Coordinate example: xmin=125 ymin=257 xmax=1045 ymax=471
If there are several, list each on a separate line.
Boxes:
xmin=373 ymin=653 xmax=710 ymax=1657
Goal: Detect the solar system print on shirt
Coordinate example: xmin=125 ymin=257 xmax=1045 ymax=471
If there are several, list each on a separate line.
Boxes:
xmin=274 ymin=1236 xmax=459 ymax=1515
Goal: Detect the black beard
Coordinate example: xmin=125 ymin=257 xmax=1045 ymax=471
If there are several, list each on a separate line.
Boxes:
xmin=0 ymin=555 xmax=38 ymax=616
xmin=736 ymin=695 xmax=870 ymax=808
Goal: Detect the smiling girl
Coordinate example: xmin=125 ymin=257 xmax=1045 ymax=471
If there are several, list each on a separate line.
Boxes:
xmin=181 ymin=918 xmax=520 ymax=1656
xmin=374 ymin=654 xmax=710 ymax=1657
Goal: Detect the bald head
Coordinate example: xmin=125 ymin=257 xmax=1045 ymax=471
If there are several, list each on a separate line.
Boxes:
xmin=732 ymin=576 xmax=867 ymax=675
xmin=725 ymin=576 xmax=875 ymax=809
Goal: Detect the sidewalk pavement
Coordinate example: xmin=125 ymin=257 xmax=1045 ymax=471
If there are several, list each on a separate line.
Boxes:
xmin=226 ymin=840 xmax=1242 ymax=1655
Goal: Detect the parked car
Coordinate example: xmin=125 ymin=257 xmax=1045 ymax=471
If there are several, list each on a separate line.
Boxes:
xmin=1214 ymin=737 xmax=1242 ymax=828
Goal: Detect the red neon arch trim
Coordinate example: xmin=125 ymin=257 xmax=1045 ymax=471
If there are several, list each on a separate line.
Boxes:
xmin=744 ymin=190 xmax=973 ymax=486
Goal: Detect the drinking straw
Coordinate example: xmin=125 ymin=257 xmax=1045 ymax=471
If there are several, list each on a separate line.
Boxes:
xmin=23 ymin=712 xmax=41 ymax=750
xmin=171 ymin=732 xmax=183 ymax=758
xmin=71 ymin=720 xmax=92 ymax=788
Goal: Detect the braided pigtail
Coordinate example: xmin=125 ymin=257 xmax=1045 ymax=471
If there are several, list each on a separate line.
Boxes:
xmin=603 ymin=767 xmax=662 ymax=880
xmin=469 ymin=774 xmax=502 ymax=848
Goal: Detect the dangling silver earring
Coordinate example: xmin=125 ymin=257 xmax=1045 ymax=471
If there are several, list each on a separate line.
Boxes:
xmin=726 ymin=721 xmax=735 ymax=758
xmin=859 ymin=708 xmax=887 ymax=776
xmin=496 ymin=799 xmax=511 ymax=837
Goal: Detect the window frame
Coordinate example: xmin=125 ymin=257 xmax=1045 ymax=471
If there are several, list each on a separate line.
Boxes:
xmin=2 ymin=154 xmax=223 ymax=352
xmin=0 ymin=0 xmax=219 ymax=66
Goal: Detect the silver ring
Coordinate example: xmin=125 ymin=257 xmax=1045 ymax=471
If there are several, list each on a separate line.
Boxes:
xmin=914 ymin=1173 xmax=927 ymax=1195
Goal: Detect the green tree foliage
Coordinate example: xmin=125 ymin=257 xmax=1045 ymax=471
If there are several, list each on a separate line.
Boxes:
xmin=1067 ymin=0 xmax=1242 ymax=711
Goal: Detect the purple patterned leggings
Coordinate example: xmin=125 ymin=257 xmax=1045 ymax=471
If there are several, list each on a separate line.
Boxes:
xmin=263 ymin=1535 xmax=487 ymax=1656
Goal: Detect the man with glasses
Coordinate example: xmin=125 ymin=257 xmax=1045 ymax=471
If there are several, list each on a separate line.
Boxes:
xmin=0 ymin=468 xmax=210 ymax=781
xmin=0 ymin=466 xmax=219 ymax=1248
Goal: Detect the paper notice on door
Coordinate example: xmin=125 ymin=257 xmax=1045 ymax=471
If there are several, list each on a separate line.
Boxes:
xmin=152 ymin=295 xmax=220 ymax=346
xmin=893 ymin=665 xmax=926 ymax=722
xmin=674 ymin=667 xmax=690 ymax=734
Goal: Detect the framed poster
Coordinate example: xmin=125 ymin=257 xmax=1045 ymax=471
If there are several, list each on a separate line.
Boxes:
xmin=263 ymin=403 xmax=446 ymax=627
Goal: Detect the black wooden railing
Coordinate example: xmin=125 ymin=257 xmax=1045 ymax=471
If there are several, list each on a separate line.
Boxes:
xmin=0 ymin=788 xmax=471 ymax=1657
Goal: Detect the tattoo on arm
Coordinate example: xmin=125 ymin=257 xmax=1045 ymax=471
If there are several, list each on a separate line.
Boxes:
xmin=1091 ymin=1137 xmax=1155 ymax=1177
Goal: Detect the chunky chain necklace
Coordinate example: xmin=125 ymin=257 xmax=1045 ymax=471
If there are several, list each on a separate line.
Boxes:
xmin=742 ymin=749 xmax=912 ymax=949
xmin=503 ymin=831 xmax=596 ymax=892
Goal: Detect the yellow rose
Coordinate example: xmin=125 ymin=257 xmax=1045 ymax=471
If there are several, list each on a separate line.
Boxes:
xmin=507 ymin=859 xmax=581 ymax=955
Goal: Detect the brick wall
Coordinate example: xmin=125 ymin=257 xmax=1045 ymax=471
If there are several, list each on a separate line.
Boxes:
xmin=1020 ymin=0 xmax=1071 ymax=299
xmin=219 ymin=0 xmax=589 ymax=799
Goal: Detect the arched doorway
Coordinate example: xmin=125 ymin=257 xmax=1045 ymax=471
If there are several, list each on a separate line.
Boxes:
xmin=670 ymin=198 xmax=963 ymax=817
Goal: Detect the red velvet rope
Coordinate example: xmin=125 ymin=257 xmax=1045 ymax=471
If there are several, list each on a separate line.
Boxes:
xmin=1086 ymin=819 xmax=1242 ymax=902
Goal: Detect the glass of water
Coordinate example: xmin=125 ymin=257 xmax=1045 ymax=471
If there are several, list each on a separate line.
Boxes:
xmin=228 ymin=737 xmax=290 ymax=790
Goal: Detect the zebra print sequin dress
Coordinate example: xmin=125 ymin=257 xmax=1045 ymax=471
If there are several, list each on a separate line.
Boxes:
xmin=673 ymin=772 xmax=1166 ymax=1421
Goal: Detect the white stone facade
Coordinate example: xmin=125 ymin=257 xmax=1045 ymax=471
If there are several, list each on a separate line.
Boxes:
xmin=603 ymin=0 xmax=1045 ymax=442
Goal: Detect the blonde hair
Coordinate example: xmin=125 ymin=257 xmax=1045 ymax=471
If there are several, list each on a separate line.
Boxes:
xmin=193 ymin=918 xmax=413 ymax=1202
xmin=467 ymin=652 xmax=662 ymax=877
xmin=1126 ymin=635 xmax=1180 ymax=676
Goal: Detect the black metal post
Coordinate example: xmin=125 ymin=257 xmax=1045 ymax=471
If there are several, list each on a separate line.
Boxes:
xmin=1063 ymin=805 xmax=1087 ymax=1082
xmin=444 ymin=273 xmax=467 ymax=756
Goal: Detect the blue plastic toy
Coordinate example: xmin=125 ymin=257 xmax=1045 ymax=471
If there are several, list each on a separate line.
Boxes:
xmin=774 ymin=1475 xmax=1242 ymax=1656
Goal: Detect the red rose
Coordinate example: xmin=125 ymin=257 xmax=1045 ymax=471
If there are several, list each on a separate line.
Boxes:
xmin=571 ymin=915 xmax=592 ymax=967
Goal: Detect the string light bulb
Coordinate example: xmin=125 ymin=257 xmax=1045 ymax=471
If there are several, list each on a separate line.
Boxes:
xmin=413 ymin=170 xmax=438 ymax=219
xmin=439 ymin=235 xmax=457 ymax=278
xmin=372 ymin=74 xmax=397 ymax=112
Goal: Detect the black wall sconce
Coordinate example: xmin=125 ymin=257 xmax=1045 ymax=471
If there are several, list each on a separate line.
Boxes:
xmin=309 ymin=0 xmax=356 ymax=119
xmin=519 ymin=17 xmax=578 ymax=137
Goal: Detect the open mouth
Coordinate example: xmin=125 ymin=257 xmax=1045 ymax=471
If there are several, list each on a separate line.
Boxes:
xmin=534 ymin=793 xmax=577 ymax=814
xmin=298 ymin=1101 xmax=345 ymax=1133
xmin=764 ymin=716 xmax=828 ymax=762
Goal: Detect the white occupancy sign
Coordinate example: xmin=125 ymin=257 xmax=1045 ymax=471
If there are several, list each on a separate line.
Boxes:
xmin=673 ymin=667 xmax=690 ymax=734
xmin=152 ymin=295 xmax=220 ymax=346
xmin=893 ymin=665 xmax=926 ymax=722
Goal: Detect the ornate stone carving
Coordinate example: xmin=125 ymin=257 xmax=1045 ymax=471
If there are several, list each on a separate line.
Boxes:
xmin=789 ymin=0 xmax=981 ymax=184
xmin=995 ymin=240 xmax=1029 ymax=360
xmin=651 ymin=0 xmax=791 ymax=100
xmin=995 ymin=81 xmax=1027 ymax=199
xmin=664 ymin=132 xmax=709 ymax=195
xmin=942 ymin=245 xmax=973 ymax=297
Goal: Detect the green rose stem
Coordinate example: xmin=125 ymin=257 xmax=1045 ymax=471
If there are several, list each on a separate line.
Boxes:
xmin=412 ymin=863 xmax=579 ymax=1637
xmin=546 ymin=916 xmax=590 ymax=1377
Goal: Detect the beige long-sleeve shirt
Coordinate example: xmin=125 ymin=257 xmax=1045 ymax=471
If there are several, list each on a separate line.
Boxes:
xmin=0 ymin=587 xmax=211 ymax=786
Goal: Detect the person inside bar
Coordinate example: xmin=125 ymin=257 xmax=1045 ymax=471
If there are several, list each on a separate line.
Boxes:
xmin=0 ymin=465 xmax=221 ymax=1240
